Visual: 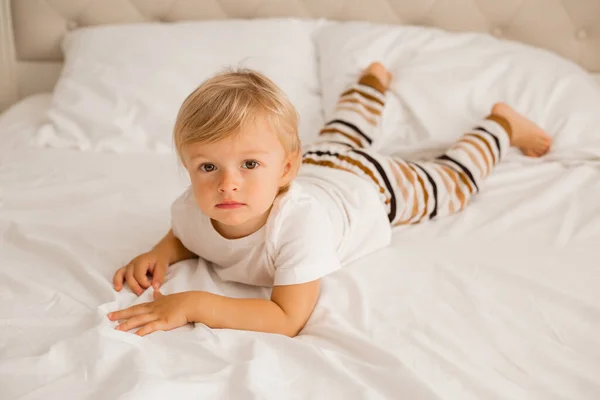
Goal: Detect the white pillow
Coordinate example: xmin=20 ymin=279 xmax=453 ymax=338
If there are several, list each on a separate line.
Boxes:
xmin=38 ymin=19 xmax=327 ymax=153
xmin=315 ymin=22 xmax=600 ymax=161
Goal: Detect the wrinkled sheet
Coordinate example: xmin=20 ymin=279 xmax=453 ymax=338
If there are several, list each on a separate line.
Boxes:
xmin=1 ymin=95 xmax=600 ymax=400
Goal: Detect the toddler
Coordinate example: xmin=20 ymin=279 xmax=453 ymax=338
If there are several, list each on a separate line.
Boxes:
xmin=108 ymin=62 xmax=551 ymax=337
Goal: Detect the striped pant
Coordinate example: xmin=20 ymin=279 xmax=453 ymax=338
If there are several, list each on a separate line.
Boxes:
xmin=302 ymin=74 xmax=512 ymax=226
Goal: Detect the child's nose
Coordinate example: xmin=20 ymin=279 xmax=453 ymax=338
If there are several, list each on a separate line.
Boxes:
xmin=218 ymin=172 xmax=240 ymax=193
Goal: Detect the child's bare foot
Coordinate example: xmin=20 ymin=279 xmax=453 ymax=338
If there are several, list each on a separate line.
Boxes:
xmin=361 ymin=62 xmax=392 ymax=91
xmin=491 ymin=102 xmax=552 ymax=157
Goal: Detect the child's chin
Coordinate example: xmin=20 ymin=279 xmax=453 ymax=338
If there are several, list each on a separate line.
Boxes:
xmin=212 ymin=212 xmax=250 ymax=226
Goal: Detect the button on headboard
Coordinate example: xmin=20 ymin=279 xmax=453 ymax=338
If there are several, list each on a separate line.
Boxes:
xmin=1 ymin=0 xmax=600 ymax=111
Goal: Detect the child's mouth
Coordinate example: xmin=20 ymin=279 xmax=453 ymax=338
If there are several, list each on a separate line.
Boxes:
xmin=216 ymin=202 xmax=245 ymax=209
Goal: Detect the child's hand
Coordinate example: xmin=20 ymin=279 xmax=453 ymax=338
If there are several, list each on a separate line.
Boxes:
xmin=113 ymin=251 xmax=169 ymax=295
xmin=107 ymin=290 xmax=193 ymax=336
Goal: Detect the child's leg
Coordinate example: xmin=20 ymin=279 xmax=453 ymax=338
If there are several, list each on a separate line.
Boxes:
xmin=303 ymin=62 xmax=552 ymax=225
xmin=388 ymin=116 xmax=509 ymax=224
xmin=302 ymin=63 xmax=400 ymax=222
xmin=388 ymin=103 xmax=552 ymax=225
xmin=305 ymin=62 xmax=390 ymax=151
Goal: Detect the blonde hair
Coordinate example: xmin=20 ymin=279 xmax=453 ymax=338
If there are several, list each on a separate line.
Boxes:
xmin=174 ymin=68 xmax=300 ymax=163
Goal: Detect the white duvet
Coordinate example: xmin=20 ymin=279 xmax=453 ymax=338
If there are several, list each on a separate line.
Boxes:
xmin=2 ymin=93 xmax=600 ymax=399
xmin=2 ymin=22 xmax=600 ymax=400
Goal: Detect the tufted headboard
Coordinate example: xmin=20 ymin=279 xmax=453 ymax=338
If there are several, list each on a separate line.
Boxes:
xmin=1 ymin=0 xmax=599 ymax=111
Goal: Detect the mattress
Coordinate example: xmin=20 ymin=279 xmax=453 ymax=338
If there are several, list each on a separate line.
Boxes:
xmin=1 ymin=84 xmax=599 ymax=400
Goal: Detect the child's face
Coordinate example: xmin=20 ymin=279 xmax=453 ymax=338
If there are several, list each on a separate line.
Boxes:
xmin=181 ymin=116 xmax=296 ymax=237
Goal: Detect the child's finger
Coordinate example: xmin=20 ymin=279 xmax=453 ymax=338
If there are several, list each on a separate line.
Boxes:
xmin=113 ymin=267 xmax=126 ymax=291
xmin=136 ymin=320 xmax=166 ymax=337
xmin=126 ymin=267 xmax=144 ymax=296
xmin=116 ymin=313 xmax=157 ymax=332
xmin=133 ymin=265 xmax=151 ymax=289
xmin=152 ymin=263 xmax=167 ymax=289
xmin=109 ymin=302 xmax=151 ymax=321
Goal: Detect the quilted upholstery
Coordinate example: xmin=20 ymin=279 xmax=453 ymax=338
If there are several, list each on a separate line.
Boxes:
xmin=10 ymin=0 xmax=600 ymax=72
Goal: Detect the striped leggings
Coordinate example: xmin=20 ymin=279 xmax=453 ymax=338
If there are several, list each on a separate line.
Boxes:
xmin=302 ymin=74 xmax=513 ymax=226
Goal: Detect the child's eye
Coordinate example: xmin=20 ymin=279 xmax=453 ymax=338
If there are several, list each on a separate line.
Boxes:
xmin=199 ymin=163 xmax=216 ymax=172
xmin=242 ymin=160 xmax=260 ymax=170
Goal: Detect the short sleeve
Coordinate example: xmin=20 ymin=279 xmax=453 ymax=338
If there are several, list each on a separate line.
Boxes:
xmin=271 ymin=198 xmax=342 ymax=286
xmin=169 ymin=188 xmax=205 ymax=255
xmin=170 ymin=189 xmax=189 ymax=241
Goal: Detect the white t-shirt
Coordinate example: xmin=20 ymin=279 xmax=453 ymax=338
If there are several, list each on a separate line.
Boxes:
xmin=171 ymin=164 xmax=391 ymax=287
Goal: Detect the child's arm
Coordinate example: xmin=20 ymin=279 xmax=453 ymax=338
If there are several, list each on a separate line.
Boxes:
xmin=188 ymin=280 xmax=320 ymax=337
xmin=108 ymin=280 xmax=320 ymax=338
xmin=113 ymin=229 xmax=197 ymax=295
xmin=153 ymin=229 xmax=197 ymax=265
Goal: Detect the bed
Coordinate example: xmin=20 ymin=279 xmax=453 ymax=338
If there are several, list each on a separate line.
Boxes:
xmin=1 ymin=1 xmax=600 ymax=399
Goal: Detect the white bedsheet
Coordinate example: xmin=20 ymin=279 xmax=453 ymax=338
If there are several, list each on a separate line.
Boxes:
xmin=1 ymin=94 xmax=600 ymax=400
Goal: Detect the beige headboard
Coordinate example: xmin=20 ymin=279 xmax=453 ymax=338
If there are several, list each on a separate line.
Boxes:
xmin=1 ymin=0 xmax=600 ymax=111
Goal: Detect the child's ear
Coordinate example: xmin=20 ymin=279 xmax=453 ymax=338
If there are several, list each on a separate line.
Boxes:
xmin=279 ymin=150 xmax=301 ymax=186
